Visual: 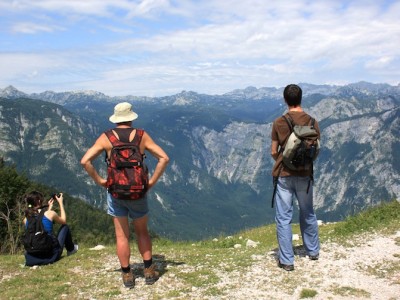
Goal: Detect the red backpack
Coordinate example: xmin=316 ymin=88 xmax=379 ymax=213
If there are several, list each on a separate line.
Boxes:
xmin=105 ymin=129 xmax=149 ymax=200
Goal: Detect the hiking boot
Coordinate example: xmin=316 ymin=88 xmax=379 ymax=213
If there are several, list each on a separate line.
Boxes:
xmin=121 ymin=270 xmax=135 ymax=289
xmin=67 ymin=244 xmax=79 ymax=256
xmin=144 ymin=264 xmax=159 ymax=285
xmin=278 ymin=261 xmax=294 ymax=271
xmin=309 ymin=254 xmax=319 ymax=261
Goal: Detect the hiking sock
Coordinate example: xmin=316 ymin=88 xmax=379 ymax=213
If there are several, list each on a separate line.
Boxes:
xmin=144 ymin=259 xmax=153 ymax=269
xmin=121 ymin=265 xmax=131 ymax=273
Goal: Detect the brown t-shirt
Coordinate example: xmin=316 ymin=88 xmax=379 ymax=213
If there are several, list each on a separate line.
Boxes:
xmin=271 ymin=111 xmax=320 ymax=177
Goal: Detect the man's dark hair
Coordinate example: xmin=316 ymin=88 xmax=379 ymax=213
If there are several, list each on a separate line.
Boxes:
xmin=283 ymin=84 xmax=302 ymax=106
xmin=116 ymin=121 xmax=133 ymax=126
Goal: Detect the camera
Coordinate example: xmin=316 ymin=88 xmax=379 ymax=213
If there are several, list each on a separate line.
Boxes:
xmin=52 ymin=193 xmax=61 ymax=199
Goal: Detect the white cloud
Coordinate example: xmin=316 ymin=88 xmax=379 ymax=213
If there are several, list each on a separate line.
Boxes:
xmin=128 ymin=0 xmax=171 ymax=17
xmin=365 ymin=56 xmax=396 ymax=70
xmin=12 ymin=22 xmax=64 ymax=34
xmin=0 ymin=53 xmax=57 ymax=77
xmin=0 ymin=0 xmax=399 ymax=95
xmin=0 ymin=0 xmax=176 ymax=18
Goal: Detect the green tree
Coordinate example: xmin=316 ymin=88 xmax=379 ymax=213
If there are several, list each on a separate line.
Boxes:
xmin=0 ymin=160 xmax=30 ymax=254
xmin=0 ymin=158 xmax=118 ymax=255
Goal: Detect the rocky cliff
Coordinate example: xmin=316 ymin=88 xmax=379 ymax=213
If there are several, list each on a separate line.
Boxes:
xmin=0 ymin=82 xmax=399 ymax=239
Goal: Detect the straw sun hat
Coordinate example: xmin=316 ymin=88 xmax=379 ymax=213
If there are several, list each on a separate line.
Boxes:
xmin=109 ymin=102 xmax=138 ymax=123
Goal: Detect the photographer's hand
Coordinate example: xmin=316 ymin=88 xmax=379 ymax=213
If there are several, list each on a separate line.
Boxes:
xmin=55 ymin=193 xmax=63 ymax=204
xmin=55 ymin=193 xmax=67 ymax=223
xmin=48 ymin=198 xmax=54 ymax=211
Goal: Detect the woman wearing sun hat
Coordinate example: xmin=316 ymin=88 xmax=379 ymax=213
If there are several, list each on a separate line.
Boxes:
xmin=81 ymin=102 xmax=169 ymax=288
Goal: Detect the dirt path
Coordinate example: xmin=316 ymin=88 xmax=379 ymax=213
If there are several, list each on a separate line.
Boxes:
xmin=218 ymin=232 xmax=400 ymax=299
xmin=104 ymin=231 xmax=400 ymax=299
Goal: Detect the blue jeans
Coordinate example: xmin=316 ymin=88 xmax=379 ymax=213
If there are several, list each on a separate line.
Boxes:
xmin=25 ymin=225 xmax=75 ymax=266
xmin=275 ymin=176 xmax=320 ymax=265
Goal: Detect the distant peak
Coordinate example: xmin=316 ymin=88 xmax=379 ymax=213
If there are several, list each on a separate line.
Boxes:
xmin=0 ymin=85 xmax=27 ymax=98
xmin=244 ymin=86 xmax=258 ymax=91
xmin=4 ymin=85 xmax=19 ymax=91
xmin=72 ymin=90 xmax=104 ymax=95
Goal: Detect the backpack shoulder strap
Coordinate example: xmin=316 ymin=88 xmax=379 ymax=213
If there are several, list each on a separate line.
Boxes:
xmin=282 ymin=114 xmax=294 ymax=132
xmin=279 ymin=115 xmax=294 ymax=153
xmin=104 ymin=129 xmax=120 ymax=146
xmin=105 ymin=129 xmax=143 ymax=145
xmin=310 ymin=117 xmax=315 ymax=128
xmin=132 ymin=129 xmax=145 ymax=145
xmin=35 ymin=209 xmax=47 ymax=233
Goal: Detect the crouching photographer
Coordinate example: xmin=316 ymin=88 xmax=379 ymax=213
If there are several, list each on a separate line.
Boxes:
xmin=23 ymin=191 xmax=78 ymax=266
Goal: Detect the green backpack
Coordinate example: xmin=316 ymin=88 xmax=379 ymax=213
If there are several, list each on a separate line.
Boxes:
xmin=271 ymin=114 xmax=320 ymax=208
xmin=282 ymin=114 xmax=320 ymax=171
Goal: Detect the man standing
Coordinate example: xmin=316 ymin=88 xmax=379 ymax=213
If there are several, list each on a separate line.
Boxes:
xmin=270 ymin=84 xmax=320 ymax=271
xmin=81 ymin=102 xmax=169 ymax=288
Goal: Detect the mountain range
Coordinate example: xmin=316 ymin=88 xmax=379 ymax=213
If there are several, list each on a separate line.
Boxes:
xmin=0 ymin=82 xmax=399 ymax=240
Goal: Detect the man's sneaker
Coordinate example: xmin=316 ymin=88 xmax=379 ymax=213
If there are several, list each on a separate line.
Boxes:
xmin=144 ymin=264 xmax=159 ymax=285
xmin=67 ymin=244 xmax=79 ymax=256
xmin=278 ymin=261 xmax=294 ymax=271
xmin=121 ymin=270 xmax=135 ymax=289
xmin=309 ymin=254 xmax=319 ymax=261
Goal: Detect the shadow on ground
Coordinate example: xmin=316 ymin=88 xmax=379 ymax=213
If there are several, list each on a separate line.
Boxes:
xmin=113 ymin=254 xmax=185 ymax=280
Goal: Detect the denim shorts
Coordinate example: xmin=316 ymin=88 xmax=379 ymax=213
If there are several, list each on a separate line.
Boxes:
xmin=107 ymin=193 xmax=149 ymax=220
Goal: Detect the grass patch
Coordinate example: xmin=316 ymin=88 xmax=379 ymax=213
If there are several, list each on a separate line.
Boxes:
xmin=0 ymin=200 xmax=399 ymax=299
xmin=363 ymin=260 xmax=400 ymax=280
xmin=178 ymin=268 xmax=219 ymax=287
xmin=332 ymin=200 xmax=400 ymax=241
xmin=204 ymin=286 xmax=224 ymax=297
xmin=330 ymin=284 xmax=370 ymax=298
xmin=164 ymin=289 xmax=182 ymax=298
xmin=300 ymin=288 xmax=318 ymax=298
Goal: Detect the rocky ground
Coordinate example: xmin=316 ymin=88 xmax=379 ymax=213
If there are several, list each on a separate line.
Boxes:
xmin=82 ymin=231 xmax=400 ymax=299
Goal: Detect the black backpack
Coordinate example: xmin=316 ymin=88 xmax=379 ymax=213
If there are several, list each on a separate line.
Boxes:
xmin=22 ymin=208 xmax=56 ymax=256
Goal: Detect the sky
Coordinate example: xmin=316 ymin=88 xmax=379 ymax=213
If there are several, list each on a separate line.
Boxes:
xmin=0 ymin=0 xmax=399 ymax=97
